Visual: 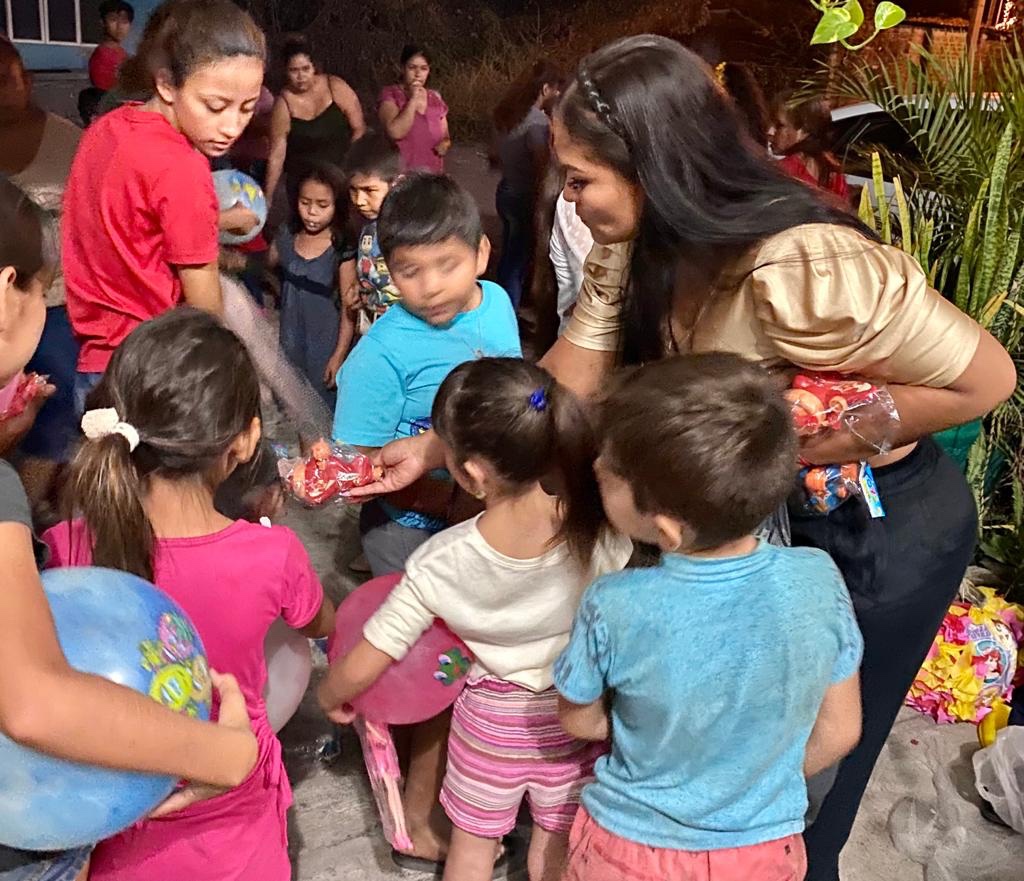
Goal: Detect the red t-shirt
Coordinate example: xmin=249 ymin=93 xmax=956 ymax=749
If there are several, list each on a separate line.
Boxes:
xmin=87 ymin=43 xmax=127 ymax=91
xmin=63 ymin=104 xmax=219 ymax=373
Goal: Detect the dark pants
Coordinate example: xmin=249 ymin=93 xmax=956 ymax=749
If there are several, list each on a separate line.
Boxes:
xmin=793 ymin=438 xmax=977 ymax=881
xmin=495 ymin=182 xmax=533 ymax=311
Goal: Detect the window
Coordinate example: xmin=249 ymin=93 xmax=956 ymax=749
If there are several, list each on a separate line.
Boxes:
xmin=5 ymin=0 xmax=100 ymax=45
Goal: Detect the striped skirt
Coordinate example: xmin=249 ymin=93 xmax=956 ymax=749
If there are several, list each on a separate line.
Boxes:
xmin=440 ymin=678 xmax=607 ymax=838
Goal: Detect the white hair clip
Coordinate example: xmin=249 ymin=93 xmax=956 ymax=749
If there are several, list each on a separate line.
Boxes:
xmin=81 ymin=407 xmax=140 ymax=453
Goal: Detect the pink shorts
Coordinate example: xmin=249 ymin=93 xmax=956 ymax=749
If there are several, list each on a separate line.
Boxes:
xmin=564 ymin=809 xmax=807 ymax=881
xmin=439 ymin=679 xmax=606 ymax=838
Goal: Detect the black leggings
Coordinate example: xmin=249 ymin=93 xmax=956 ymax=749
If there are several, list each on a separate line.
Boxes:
xmin=792 ymin=438 xmax=977 ymax=881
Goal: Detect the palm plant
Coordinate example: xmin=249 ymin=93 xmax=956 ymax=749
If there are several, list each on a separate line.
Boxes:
xmin=830 ymin=40 xmax=1024 ymax=588
xmin=828 ymin=38 xmax=1024 ymax=265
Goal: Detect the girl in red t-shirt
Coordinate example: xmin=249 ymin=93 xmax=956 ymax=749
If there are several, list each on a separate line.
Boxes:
xmin=63 ymin=0 xmax=266 ymax=410
xmin=769 ymin=93 xmax=850 ymax=204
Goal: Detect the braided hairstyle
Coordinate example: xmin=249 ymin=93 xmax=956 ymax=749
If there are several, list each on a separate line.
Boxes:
xmin=575 ymin=64 xmax=627 ymax=140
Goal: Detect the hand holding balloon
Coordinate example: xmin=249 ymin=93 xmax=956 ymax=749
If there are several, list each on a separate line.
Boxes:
xmin=149 ymin=670 xmax=252 ymax=818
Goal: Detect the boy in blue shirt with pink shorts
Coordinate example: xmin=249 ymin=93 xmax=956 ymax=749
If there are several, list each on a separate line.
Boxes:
xmin=555 ymin=354 xmax=865 ymax=881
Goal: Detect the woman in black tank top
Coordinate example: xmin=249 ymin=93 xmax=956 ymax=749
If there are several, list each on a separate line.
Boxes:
xmin=265 ymin=38 xmax=365 ymax=210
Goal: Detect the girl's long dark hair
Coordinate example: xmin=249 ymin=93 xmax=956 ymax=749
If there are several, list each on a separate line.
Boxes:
xmin=432 ymin=358 xmax=606 ymax=566
xmin=558 ymin=35 xmax=872 ymax=365
xmin=493 ymin=60 xmax=564 ymax=134
xmin=65 ymin=309 xmax=261 ymax=582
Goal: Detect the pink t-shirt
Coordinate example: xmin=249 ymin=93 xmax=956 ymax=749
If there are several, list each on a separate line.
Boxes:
xmin=378 ymin=83 xmax=449 ymax=173
xmin=43 ymin=519 xmax=324 ymax=881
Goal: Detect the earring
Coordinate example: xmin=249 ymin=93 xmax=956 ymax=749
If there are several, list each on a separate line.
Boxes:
xmin=473 ymin=488 xmax=486 ymax=501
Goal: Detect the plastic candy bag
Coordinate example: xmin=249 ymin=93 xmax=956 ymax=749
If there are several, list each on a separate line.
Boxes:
xmin=785 ymin=372 xmax=900 ymax=453
xmin=974 ymin=726 xmax=1024 ymax=832
xmin=277 ymin=440 xmax=380 ymax=506
xmin=785 ymin=373 xmax=898 ymax=516
xmin=798 ymin=463 xmax=863 ymax=514
xmin=0 ymin=372 xmax=48 ymax=422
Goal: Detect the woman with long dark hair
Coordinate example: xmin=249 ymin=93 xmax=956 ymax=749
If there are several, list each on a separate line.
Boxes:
xmin=347 ymin=35 xmax=1015 ymax=881
xmin=491 ymin=59 xmax=563 ymax=309
xmin=771 ymin=92 xmax=849 ymax=201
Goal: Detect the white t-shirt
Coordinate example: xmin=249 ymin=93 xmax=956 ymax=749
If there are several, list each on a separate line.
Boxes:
xmin=363 ymin=515 xmax=633 ymax=691
xmin=549 ymin=194 xmax=594 ymax=333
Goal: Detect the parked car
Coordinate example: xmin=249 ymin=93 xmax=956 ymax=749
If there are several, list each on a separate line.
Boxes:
xmin=830 ymin=101 xmax=918 ymax=196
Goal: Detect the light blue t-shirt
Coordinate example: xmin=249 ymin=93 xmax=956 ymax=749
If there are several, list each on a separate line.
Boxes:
xmin=553 ymin=541 xmax=863 ymax=852
xmin=333 ymin=280 xmax=521 ymax=528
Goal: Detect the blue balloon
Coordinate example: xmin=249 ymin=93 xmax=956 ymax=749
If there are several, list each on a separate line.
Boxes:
xmin=0 ymin=567 xmax=212 ymax=850
xmin=213 ymin=169 xmax=268 ymax=246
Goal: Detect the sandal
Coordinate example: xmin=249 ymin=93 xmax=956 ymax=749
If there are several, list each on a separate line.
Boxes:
xmin=391 ymin=834 xmax=525 ymax=877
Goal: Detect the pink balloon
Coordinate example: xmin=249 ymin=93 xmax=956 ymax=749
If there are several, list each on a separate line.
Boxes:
xmin=328 ymin=574 xmax=473 ymax=725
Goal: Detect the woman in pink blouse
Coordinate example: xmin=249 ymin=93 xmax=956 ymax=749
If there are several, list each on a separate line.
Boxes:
xmin=378 ymin=45 xmax=451 ymax=173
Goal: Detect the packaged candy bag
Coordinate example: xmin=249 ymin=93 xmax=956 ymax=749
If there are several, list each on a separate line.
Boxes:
xmin=785 ymin=372 xmax=900 ymax=452
xmin=0 ymin=372 xmax=48 ymax=422
xmin=798 ymin=463 xmax=861 ymax=514
xmin=785 ymin=372 xmax=898 ymax=516
xmin=277 ymin=439 xmax=380 ymax=506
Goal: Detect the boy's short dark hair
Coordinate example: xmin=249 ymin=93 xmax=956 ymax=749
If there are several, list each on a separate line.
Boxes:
xmin=344 ymin=131 xmax=401 ymax=183
xmin=376 ymin=172 xmax=483 ymax=260
xmin=600 ymin=353 xmax=798 ymax=550
xmin=100 ymin=0 xmax=134 ymax=21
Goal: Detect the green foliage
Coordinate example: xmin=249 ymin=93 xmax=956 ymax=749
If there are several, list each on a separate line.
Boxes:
xmin=807 ymin=0 xmax=905 ymax=50
xmin=857 ymin=152 xmax=936 ymax=280
xmin=837 ymin=42 xmax=1024 ymax=582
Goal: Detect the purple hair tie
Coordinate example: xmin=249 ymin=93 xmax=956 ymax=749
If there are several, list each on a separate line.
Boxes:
xmin=529 ymin=388 xmax=547 ymax=412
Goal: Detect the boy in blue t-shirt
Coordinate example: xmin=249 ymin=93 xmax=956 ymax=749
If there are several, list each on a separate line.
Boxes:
xmin=554 ymin=353 xmax=864 ymax=881
xmin=333 ymin=172 xmax=521 ymax=578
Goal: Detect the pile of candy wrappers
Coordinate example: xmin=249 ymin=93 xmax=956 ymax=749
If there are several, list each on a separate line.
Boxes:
xmin=906 ymin=588 xmax=1024 ymax=724
xmin=277 ymin=439 xmax=381 ymax=506
xmin=784 ymin=372 xmax=898 ymax=515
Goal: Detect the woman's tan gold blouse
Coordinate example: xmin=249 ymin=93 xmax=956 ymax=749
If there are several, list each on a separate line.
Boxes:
xmin=562 ymin=223 xmax=980 ymax=388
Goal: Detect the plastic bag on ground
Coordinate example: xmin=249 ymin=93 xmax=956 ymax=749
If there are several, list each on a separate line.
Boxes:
xmin=974 ymin=726 xmax=1024 ymax=833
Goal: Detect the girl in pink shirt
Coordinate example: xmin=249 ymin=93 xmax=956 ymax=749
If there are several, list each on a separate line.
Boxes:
xmin=44 ymin=308 xmax=336 ymax=881
xmin=378 ymin=45 xmax=451 ymax=173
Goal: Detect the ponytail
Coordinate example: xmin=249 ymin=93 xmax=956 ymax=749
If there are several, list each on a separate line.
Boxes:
xmin=61 ymin=308 xmax=261 ymax=583
xmin=432 ymin=357 xmax=607 ymax=567
xmin=544 ymin=380 xmax=605 ymax=565
xmin=66 ymin=429 xmax=155 ymax=582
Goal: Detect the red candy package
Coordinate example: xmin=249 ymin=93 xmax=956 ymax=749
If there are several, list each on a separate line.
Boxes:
xmin=277 ymin=439 xmax=381 ymax=506
xmin=783 ymin=371 xmax=899 ymax=454
xmin=0 ymin=372 xmax=49 ymax=422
